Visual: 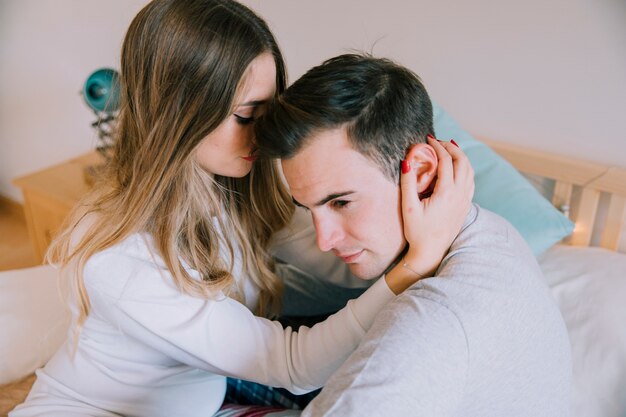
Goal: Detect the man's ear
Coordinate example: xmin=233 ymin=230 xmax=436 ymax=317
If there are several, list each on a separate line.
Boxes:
xmin=405 ymin=143 xmax=438 ymax=194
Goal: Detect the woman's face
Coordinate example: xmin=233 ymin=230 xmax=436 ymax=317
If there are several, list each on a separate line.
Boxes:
xmin=196 ymin=52 xmax=277 ymax=177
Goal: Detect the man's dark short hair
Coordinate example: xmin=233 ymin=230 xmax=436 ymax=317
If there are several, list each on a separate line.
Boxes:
xmin=255 ymin=53 xmax=434 ymax=182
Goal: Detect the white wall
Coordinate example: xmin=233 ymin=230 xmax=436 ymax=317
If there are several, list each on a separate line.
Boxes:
xmin=0 ymin=0 xmax=147 ymax=202
xmin=241 ymin=0 xmax=626 ymax=163
xmin=1 ymin=0 xmax=625 ymax=202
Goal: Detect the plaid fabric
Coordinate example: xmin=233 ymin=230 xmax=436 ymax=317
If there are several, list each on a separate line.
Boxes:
xmin=215 ymin=403 xmax=299 ymax=417
xmin=224 ymin=378 xmax=320 ymax=410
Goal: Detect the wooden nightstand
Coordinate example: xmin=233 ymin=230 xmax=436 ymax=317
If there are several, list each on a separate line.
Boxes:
xmin=12 ymin=152 xmax=104 ymax=262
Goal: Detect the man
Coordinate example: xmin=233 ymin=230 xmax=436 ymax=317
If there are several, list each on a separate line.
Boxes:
xmin=256 ymin=54 xmax=571 ymax=416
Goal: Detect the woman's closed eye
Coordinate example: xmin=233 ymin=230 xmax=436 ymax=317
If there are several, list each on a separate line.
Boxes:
xmin=234 ymin=114 xmax=255 ymax=125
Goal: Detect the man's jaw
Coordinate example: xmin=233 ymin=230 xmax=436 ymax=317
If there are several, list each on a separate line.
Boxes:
xmin=332 ymin=250 xmax=380 ymax=280
xmin=332 ymin=248 xmax=400 ymax=280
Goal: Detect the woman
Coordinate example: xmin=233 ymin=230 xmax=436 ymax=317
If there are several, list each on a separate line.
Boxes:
xmin=11 ymin=1 xmax=473 ymax=416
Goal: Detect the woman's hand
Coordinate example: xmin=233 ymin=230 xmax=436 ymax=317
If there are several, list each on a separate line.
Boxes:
xmin=385 ymin=137 xmax=474 ymax=294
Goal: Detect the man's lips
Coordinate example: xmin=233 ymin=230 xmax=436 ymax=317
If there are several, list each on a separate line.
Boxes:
xmin=336 ymin=250 xmax=364 ymax=263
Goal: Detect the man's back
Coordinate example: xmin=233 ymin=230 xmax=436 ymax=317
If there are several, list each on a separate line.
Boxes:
xmin=303 ymin=204 xmax=572 ymax=416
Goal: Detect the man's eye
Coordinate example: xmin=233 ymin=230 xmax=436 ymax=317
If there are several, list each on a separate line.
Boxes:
xmin=234 ymin=114 xmax=255 ymax=125
xmin=331 ymin=200 xmax=350 ymax=209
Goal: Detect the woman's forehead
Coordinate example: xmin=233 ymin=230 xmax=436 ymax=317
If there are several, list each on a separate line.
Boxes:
xmin=234 ymin=53 xmax=276 ymax=108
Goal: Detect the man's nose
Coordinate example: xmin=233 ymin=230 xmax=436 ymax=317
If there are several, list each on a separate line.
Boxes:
xmin=313 ymin=215 xmax=342 ymax=252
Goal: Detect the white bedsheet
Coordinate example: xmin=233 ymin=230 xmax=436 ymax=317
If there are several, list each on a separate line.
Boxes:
xmin=538 ymin=244 xmax=626 ymax=417
xmin=0 ymin=265 xmax=70 ymax=385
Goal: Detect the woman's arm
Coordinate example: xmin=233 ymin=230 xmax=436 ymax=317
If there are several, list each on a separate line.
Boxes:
xmin=83 ymin=247 xmax=392 ymax=394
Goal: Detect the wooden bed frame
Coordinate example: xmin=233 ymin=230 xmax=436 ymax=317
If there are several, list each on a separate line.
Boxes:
xmin=484 ymin=139 xmax=626 ymax=253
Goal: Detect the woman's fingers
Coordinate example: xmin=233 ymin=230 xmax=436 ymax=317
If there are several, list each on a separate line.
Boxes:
xmin=433 ymin=137 xmax=474 ymax=213
xmin=437 ymin=139 xmax=475 ymax=200
xmin=427 ymin=137 xmax=454 ymax=190
xmin=400 ymin=159 xmax=421 ymax=221
xmin=438 ymin=140 xmax=469 ymax=177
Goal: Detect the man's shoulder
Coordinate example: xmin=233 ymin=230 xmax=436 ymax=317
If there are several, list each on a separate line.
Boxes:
xmin=454 ymin=203 xmax=533 ymax=258
xmin=433 ymin=203 xmax=543 ymax=291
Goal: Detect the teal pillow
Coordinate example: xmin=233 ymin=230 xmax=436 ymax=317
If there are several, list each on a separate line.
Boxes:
xmin=432 ymin=103 xmax=574 ymax=256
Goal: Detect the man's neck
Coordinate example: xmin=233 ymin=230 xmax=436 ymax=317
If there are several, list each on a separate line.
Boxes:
xmin=382 ymin=244 xmax=409 ymax=276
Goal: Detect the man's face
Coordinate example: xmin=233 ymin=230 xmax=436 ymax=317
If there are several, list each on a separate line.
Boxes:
xmin=282 ymin=128 xmax=406 ymax=279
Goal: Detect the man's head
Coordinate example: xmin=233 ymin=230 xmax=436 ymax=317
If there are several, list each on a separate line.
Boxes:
xmin=256 ymin=54 xmax=439 ymax=279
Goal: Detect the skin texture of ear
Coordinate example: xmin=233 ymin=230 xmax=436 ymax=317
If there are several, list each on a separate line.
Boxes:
xmin=404 ymin=143 xmax=438 ymax=196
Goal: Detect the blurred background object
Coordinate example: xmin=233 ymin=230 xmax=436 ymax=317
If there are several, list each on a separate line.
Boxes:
xmin=81 ymin=68 xmax=120 ymax=159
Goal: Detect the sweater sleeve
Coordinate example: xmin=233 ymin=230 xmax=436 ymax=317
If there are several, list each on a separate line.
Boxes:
xmin=83 ymin=248 xmax=394 ymax=394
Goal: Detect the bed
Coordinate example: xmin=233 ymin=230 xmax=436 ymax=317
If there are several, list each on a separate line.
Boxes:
xmin=1 ymin=108 xmax=625 ymax=416
xmin=485 ymin=138 xmax=626 ymax=417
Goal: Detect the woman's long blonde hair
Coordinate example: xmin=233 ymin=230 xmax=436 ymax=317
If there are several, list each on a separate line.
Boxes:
xmin=47 ymin=0 xmax=293 ymax=333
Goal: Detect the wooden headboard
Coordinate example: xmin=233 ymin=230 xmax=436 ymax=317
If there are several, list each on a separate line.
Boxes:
xmin=483 ymin=139 xmax=626 ymax=253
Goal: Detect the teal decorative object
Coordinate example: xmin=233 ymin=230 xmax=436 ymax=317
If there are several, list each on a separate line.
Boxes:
xmin=81 ymin=68 xmax=120 ymax=159
xmin=83 ymin=68 xmax=120 ymax=113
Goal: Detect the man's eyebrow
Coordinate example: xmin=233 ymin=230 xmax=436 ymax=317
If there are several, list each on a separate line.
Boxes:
xmin=292 ymin=191 xmax=355 ymax=209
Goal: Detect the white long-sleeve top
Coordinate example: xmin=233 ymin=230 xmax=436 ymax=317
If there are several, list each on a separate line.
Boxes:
xmin=11 ymin=210 xmax=394 ymax=417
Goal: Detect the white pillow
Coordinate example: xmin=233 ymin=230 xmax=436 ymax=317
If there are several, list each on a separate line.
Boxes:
xmin=538 ymin=244 xmax=626 ymax=417
xmin=0 ymin=265 xmax=70 ymax=385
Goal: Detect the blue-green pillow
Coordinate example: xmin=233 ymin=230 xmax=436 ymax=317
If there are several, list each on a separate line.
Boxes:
xmin=432 ymin=103 xmax=574 ymax=256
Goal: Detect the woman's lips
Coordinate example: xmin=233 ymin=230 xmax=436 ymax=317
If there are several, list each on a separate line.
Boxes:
xmin=242 ymin=148 xmax=258 ymax=162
